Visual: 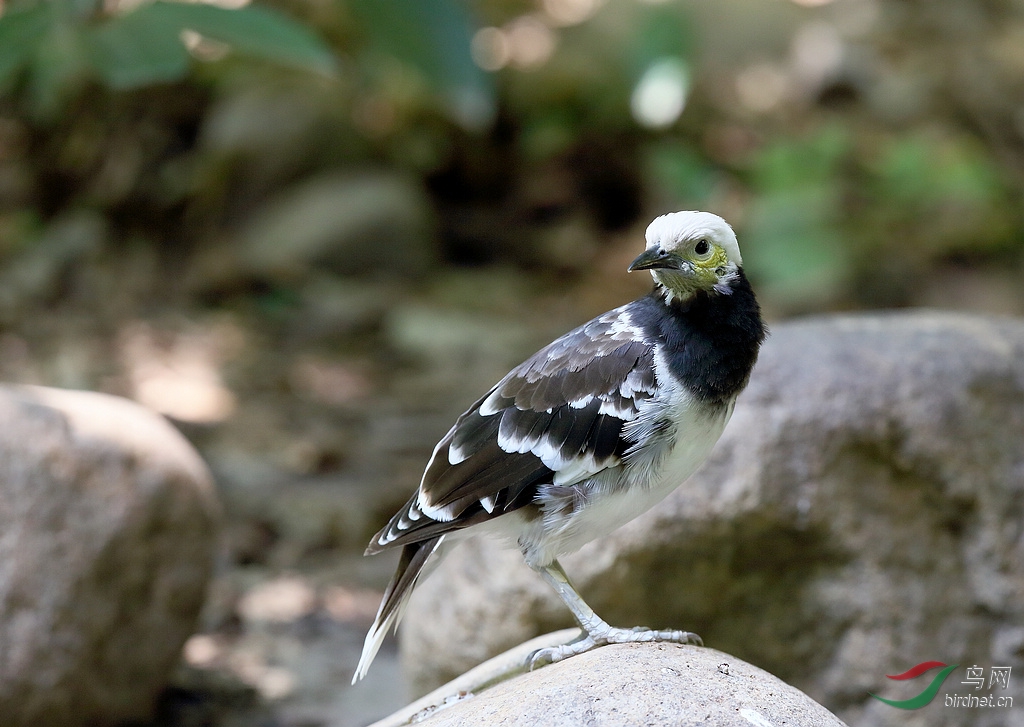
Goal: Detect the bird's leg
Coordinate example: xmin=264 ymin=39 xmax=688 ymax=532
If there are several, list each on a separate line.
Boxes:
xmin=525 ymin=559 xmax=702 ymax=670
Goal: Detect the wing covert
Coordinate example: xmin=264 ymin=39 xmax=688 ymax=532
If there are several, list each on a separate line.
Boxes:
xmin=369 ymin=304 xmax=657 ymax=552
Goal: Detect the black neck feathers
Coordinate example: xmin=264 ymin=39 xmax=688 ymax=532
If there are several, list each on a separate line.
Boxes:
xmin=634 ymin=269 xmax=766 ymax=405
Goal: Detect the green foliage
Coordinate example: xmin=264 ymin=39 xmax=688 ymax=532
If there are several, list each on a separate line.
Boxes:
xmin=742 ymin=126 xmax=852 ymax=307
xmin=500 ymin=1 xmax=694 ymax=162
xmin=865 ymin=133 xmax=1011 ymax=254
xmin=0 ymin=5 xmax=49 ymax=90
xmin=876 ymin=136 xmax=998 ymax=209
xmin=741 ymin=125 xmax=1015 ymax=310
xmin=751 ymin=126 xmax=849 ymax=192
xmin=1 ymin=0 xmax=1017 ymax=320
xmin=0 ymin=0 xmax=496 ymax=128
xmin=349 ymin=0 xmax=495 ymax=129
xmin=171 ymin=4 xmax=334 ymax=71
xmin=0 ymin=0 xmax=336 ymax=117
xmin=88 ymin=5 xmax=193 ymax=88
xmin=628 ymin=3 xmax=692 ymax=71
xmin=645 ymin=141 xmax=718 ymax=207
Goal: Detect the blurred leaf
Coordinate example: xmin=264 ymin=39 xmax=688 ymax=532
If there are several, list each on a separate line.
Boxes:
xmin=875 ymin=137 xmax=932 ymax=206
xmin=147 ymin=2 xmax=336 ymax=76
xmin=744 ymin=187 xmax=848 ymax=297
xmin=870 ymin=134 xmax=1011 ymax=254
xmin=753 ymin=125 xmax=849 ymax=191
xmin=87 ymin=1 xmax=336 ymax=89
xmin=646 ymin=141 xmax=717 ymax=205
xmin=744 ymin=127 xmax=852 ymax=306
xmin=0 ymin=4 xmax=50 ymax=91
xmin=520 ymin=110 xmax=576 ymax=160
xmin=29 ymin=16 xmax=92 ymax=118
xmin=6 ymin=0 xmax=336 ymax=103
xmin=349 ymin=0 xmax=494 ymax=128
xmin=86 ymin=4 xmax=190 ymax=88
xmin=876 ymin=135 xmax=1002 ymax=209
xmin=631 ymin=4 xmax=692 ymax=69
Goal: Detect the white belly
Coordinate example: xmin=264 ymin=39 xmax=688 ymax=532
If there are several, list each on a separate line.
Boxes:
xmin=512 ymin=397 xmax=734 ymax=566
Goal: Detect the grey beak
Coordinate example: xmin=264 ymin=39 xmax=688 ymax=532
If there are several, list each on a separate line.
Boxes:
xmin=629 ymin=247 xmax=675 ymax=272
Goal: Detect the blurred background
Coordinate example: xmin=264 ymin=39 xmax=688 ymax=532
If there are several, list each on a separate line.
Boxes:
xmin=0 ymin=0 xmax=1022 ymax=724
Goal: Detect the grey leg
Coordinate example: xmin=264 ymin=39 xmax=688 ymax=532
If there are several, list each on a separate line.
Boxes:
xmin=526 ymin=559 xmax=702 ymax=670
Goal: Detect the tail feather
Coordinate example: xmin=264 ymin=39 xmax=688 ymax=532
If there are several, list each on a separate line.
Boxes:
xmin=352 ymin=535 xmax=444 ymax=683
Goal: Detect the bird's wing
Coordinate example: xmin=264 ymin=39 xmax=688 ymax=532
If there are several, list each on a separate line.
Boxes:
xmin=368 ymin=304 xmax=657 ymax=552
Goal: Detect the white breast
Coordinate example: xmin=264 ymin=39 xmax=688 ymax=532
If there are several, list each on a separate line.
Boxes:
xmin=575 ymin=400 xmax=729 ymax=537
xmin=513 ymin=349 xmax=735 ymax=567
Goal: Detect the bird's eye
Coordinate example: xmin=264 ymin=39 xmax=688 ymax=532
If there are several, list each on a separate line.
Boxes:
xmin=694 ymin=239 xmax=710 ymax=256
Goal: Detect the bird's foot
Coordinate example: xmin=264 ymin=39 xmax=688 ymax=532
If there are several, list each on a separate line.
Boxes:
xmin=526 ymin=625 xmax=702 ymax=670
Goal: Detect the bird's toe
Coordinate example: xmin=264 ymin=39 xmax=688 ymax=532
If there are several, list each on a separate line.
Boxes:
xmin=601 ymin=626 xmax=703 ymax=646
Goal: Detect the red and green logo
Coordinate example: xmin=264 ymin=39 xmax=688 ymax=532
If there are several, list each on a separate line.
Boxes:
xmin=870 ymin=661 xmax=960 ymax=709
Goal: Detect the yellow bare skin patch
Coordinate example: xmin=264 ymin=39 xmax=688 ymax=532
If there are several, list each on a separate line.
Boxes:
xmin=703 ymin=245 xmax=730 ymax=271
xmin=691 ymin=244 xmax=730 ymax=286
xmin=653 ymin=243 xmax=733 ymax=298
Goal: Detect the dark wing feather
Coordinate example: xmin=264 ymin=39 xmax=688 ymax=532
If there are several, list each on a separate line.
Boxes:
xmin=428 ymin=437 xmax=552 ymax=512
xmin=588 ymin=412 xmax=623 ymax=461
xmin=556 ymin=400 xmax=602 ymax=455
xmin=450 ymin=406 xmax=500 ymax=458
xmin=367 ymin=303 xmax=657 ymax=552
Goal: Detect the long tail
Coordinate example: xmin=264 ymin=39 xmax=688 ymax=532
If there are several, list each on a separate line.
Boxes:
xmin=352 ymin=535 xmax=444 ymax=683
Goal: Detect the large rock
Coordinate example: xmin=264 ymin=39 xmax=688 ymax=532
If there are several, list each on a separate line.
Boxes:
xmin=240 ymin=170 xmax=436 ymax=280
xmin=376 ymin=636 xmax=845 ymax=727
xmin=0 ymin=386 xmax=220 ymax=726
xmin=401 ymin=312 xmax=1024 ymax=727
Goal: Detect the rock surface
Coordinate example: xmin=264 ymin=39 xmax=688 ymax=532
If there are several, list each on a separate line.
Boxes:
xmin=240 ymin=170 xmax=436 ymax=281
xmin=0 ymin=385 xmax=220 ymax=726
xmin=377 ymin=637 xmax=845 ymax=727
xmin=401 ymin=312 xmax=1024 ymax=727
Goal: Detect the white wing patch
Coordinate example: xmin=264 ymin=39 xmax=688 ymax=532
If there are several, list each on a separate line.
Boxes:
xmin=597 ymin=398 xmax=637 ymax=419
xmin=410 ymin=440 xmax=460 ymax=523
xmin=496 ymin=419 xmax=539 ymax=455
xmin=606 ymin=308 xmax=642 ymax=338
xmin=478 ymin=391 xmax=504 ymax=416
xmin=620 ymin=367 xmax=650 ymax=398
xmin=375 ymin=497 xmax=431 ymax=548
xmin=448 ymin=440 xmax=470 ymax=465
xmin=550 ymin=452 xmax=609 ymax=486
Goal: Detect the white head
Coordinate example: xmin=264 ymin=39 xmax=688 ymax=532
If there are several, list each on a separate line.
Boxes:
xmin=628 ymin=211 xmax=743 ymax=300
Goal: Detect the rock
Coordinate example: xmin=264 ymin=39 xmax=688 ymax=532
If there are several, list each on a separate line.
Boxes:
xmin=240 ymin=170 xmax=436 ymax=281
xmin=209 ymin=454 xmax=390 ymax=562
xmin=374 ymin=635 xmax=845 ymax=727
xmin=400 ymin=312 xmax=1024 ymax=726
xmin=0 ymin=385 xmax=220 ymax=726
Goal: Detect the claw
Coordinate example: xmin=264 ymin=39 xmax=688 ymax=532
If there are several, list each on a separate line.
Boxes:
xmin=526 ymin=560 xmax=703 ymax=671
xmin=524 ymin=627 xmax=702 ymax=671
xmin=526 ymin=647 xmax=556 ymax=671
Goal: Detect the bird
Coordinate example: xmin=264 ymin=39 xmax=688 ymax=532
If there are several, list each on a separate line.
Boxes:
xmin=352 ymin=210 xmax=765 ymax=683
